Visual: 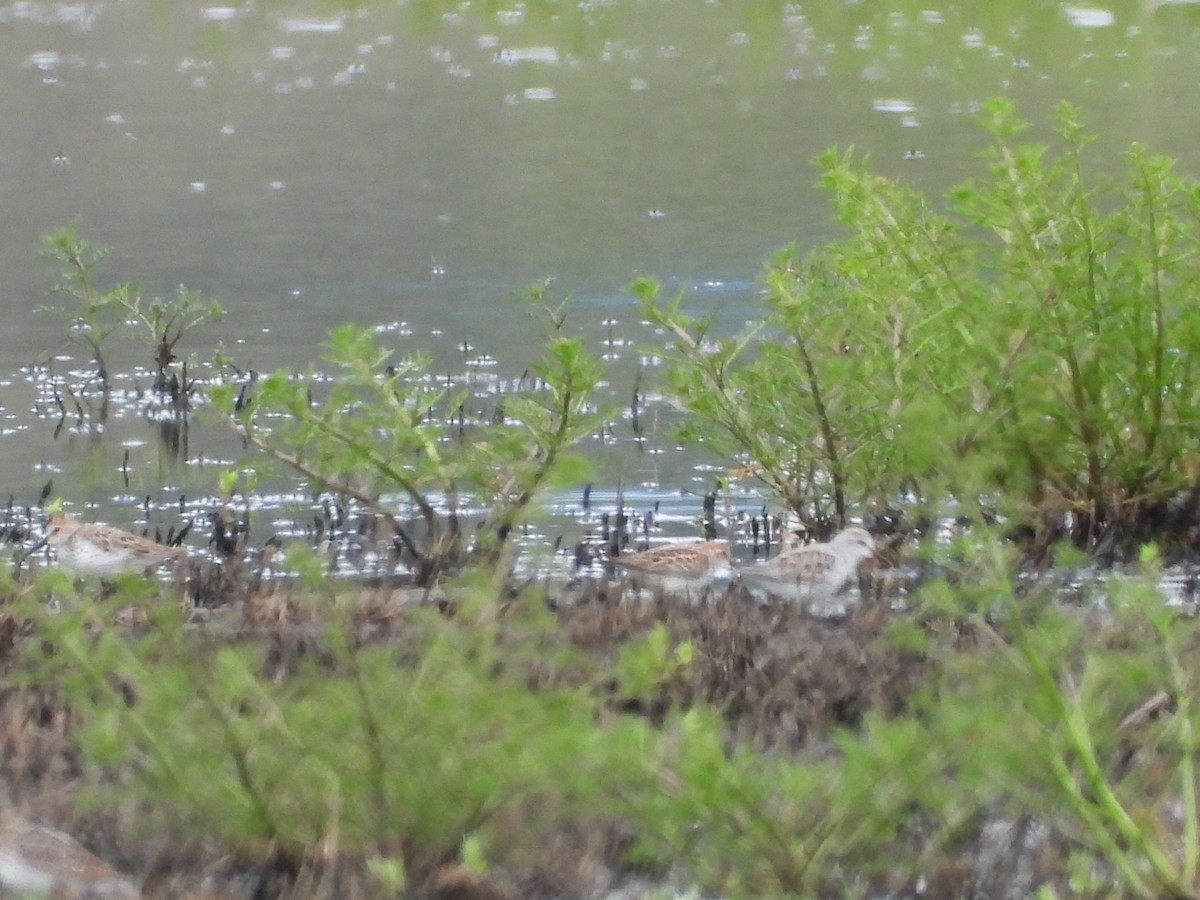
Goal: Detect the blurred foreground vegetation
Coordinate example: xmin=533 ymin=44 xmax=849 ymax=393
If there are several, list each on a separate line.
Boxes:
xmin=8 ymin=540 xmax=1200 ymax=898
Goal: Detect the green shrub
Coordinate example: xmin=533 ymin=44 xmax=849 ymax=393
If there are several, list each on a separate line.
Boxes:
xmin=625 ymin=543 xmax=1200 ymax=898
xmin=23 ymin=576 xmax=661 ymax=889
xmin=212 ymin=285 xmax=604 ymax=583
xmin=639 ymin=99 xmax=1200 ymax=550
xmin=910 ymin=553 xmax=1200 ymax=898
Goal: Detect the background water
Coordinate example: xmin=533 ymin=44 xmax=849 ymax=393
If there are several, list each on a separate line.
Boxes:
xmin=3 ymin=0 xmax=1200 ymax=544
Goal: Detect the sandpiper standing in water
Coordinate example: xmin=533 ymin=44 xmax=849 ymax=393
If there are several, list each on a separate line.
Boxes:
xmin=735 ymin=526 xmax=876 ymax=605
xmin=42 ymin=515 xmax=188 ymax=579
xmin=610 ymin=540 xmax=731 ymax=597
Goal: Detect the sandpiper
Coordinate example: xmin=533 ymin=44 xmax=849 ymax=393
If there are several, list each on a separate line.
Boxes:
xmin=610 ymin=540 xmax=730 ymax=595
xmin=43 ymin=516 xmax=187 ymax=577
xmin=735 ymin=526 xmax=875 ymax=603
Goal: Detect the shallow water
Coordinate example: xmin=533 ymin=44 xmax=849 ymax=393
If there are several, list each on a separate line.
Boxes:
xmin=4 ymin=0 xmax=1200 ymax=548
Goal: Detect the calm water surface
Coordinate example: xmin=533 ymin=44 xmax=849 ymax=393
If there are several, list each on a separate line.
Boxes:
xmin=3 ymin=0 xmax=1200 ymax=546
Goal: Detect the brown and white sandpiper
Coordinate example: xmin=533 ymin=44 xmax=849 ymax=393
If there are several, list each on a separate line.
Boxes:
xmin=610 ymin=540 xmax=730 ymax=595
xmin=735 ymin=526 xmax=875 ymax=603
xmin=43 ymin=516 xmax=187 ymax=577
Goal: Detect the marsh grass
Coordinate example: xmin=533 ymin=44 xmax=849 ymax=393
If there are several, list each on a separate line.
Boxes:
xmin=38 ymin=225 xmax=225 ymax=419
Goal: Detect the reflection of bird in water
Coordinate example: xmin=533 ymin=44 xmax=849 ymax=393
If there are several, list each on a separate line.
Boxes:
xmin=43 ymin=516 xmax=187 ymax=577
xmin=611 ymin=541 xmax=730 ymax=595
xmin=735 ymin=527 xmax=876 ymax=603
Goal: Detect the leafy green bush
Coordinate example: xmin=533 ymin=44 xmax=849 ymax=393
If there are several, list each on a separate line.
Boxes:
xmin=903 ymin=550 xmax=1200 ymax=899
xmin=615 ymin=543 xmax=1200 ymax=898
xmin=639 ymin=99 xmax=1200 ymax=551
xmin=212 ymin=286 xmax=604 ymax=583
xmin=20 ymin=576 xmax=663 ymax=890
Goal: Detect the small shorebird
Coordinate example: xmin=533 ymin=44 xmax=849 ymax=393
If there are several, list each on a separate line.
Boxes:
xmin=735 ymin=526 xmax=875 ymax=603
xmin=43 ymin=516 xmax=188 ymax=577
xmin=0 ymin=812 xmax=140 ymax=899
xmin=610 ymin=541 xmax=730 ymax=595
